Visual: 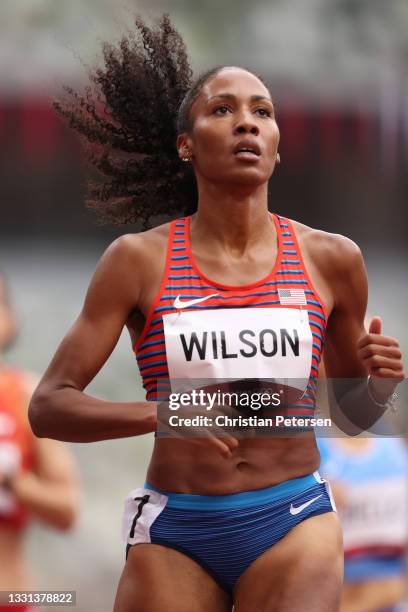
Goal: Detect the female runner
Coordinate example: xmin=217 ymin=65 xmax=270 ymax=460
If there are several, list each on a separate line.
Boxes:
xmin=0 ymin=274 xmax=79 ymax=612
xmin=319 ymin=436 xmax=408 ymax=612
xmin=28 ymin=16 xmax=405 ymax=612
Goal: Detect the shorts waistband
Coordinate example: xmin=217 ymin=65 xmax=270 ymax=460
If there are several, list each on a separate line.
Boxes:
xmin=144 ymin=471 xmax=323 ymax=510
xmin=344 ymin=555 xmax=407 ymax=582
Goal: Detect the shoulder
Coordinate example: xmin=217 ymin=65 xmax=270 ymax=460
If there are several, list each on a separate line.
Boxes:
xmin=289 ymin=218 xmax=365 ymax=277
xmin=83 ymin=221 xmax=172 ymax=311
xmin=0 ymin=366 xmax=38 ymax=399
xmin=92 ymin=222 xmax=171 ymax=291
xmin=103 ymin=221 xmax=171 ymax=267
xmin=0 ymin=367 xmax=39 ymax=432
xmin=20 ymin=370 xmax=40 ymax=398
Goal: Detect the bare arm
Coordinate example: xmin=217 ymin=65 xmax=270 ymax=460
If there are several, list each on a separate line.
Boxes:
xmin=28 ymin=235 xmax=157 ymax=442
xmin=10 ymin=436 xmax=80 ymax=530
xmin=322 ymin=236 xmax=405 ymax=432
xmin=0 ymin=375 xmax=80 ymax=530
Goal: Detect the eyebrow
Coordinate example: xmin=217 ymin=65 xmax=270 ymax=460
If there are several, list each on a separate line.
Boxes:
xmin=206 ymin=93 xmax=274 ymax=104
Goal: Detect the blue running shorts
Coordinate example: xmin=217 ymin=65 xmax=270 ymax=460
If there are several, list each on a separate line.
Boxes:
xmin=122 ymin=471 xmax=336 ymax=593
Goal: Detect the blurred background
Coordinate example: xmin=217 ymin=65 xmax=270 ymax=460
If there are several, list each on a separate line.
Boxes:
xmin=0 ymin=0 xmax=407 ymax=610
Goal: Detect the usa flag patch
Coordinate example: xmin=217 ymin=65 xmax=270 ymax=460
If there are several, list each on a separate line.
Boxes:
xmin=278 ymin=288 xmax=307 ymax=305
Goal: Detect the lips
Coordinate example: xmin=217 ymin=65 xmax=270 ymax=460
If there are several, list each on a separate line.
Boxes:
xmin=233 ymin=140 xmax=261 ymax=157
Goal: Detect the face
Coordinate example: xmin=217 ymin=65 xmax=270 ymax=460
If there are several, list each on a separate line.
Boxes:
xmin=177 ymin=67 xmax=280 ymax=188
xmin=0 ymin=278 xmax=17 ymax=353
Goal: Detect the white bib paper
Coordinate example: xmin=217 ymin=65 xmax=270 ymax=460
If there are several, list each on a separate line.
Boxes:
xmin=163 ymin=307 xmax=312 ymax=392
xmin=341 ymin=479 xmax=408 ymax=550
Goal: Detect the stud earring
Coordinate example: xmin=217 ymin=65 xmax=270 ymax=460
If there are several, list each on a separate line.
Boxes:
xmin=181 ymin=149 xmax=192 ymax=163
xmin=276 ymin=153 xmax=281 ymax=164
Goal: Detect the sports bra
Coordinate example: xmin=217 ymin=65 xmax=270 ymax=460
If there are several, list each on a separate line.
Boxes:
xmin=0 ymin=367 xmax=35 ymax=529
xmin=133 ymin=213 xmax=328 ymax=417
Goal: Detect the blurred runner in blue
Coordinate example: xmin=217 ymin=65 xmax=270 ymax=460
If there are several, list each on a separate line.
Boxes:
xmin=319 ymin=436 xmax=408 ymax=612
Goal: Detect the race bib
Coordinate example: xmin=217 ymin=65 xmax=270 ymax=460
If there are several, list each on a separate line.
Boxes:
xmin=341 ymin=479 xmax=408 ymax=550
xmin=163 ymin=307 xmax=312 ymax=392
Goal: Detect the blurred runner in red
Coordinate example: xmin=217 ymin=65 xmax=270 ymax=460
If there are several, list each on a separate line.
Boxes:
xmin=0 ymin=274 xmax=80 ymax=612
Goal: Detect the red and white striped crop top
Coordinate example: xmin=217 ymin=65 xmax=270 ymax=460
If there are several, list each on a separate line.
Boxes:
xmin=133 ymin=213 xmax=328 ymax=417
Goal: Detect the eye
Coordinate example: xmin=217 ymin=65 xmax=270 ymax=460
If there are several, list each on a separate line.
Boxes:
xmin=255 ymin=107 xmax=272 ymax=117
xmin=213 ymin=105 xmax=232 ymax=115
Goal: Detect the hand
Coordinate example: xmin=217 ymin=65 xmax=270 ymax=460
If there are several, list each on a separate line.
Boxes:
xmin=184 ymin=427 xmax=239 ymax=459
xmin=0 ymin=469 xmax=16 ymax=492
xmin=357 ymin=316 xmax=405 ymax=399
xmin=156 ymin=400 xmax=240 ymax=458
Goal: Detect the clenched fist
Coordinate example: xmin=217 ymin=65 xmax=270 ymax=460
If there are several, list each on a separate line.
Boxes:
xmin=357 ymin=316 xmax=405 ymax=400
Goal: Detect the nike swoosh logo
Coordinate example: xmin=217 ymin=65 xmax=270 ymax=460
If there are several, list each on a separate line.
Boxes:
xmin=289 ymin=494 xmax=322 ymax=516
xmin=173 ymin=293 xmax=219 ymax=309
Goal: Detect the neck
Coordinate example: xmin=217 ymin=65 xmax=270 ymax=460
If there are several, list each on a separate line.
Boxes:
xmin=192 ymin=181 xmax=273 ymax=254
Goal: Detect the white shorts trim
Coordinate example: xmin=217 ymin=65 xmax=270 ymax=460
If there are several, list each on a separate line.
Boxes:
xmin=121 ymin=487 xmax=168 ymax=545
xmin=313 ymin=470 xmax=337 ymax=512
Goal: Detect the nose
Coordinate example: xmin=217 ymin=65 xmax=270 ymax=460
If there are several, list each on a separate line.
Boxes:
xmin=234 ymin=110 xmax=259 ymax=136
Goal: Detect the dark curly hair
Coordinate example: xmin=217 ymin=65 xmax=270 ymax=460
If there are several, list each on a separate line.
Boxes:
xmin=54 ymin=14 xmax=264 ymax=227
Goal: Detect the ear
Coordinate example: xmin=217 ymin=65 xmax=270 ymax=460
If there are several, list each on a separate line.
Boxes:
xmin=176 ymin=133 xmax=193 ymax=159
